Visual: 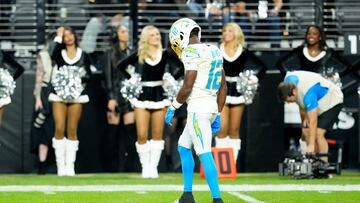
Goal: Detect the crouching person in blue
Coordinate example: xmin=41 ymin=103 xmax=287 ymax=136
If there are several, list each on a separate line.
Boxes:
xmin=277 ymin=71 xmax=343 ymax=164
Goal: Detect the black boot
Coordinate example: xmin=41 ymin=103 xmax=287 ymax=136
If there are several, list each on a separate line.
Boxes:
xmin=118 ymin=125 xmax=127 ymax=172
xmin=104 ymin=124 xmax=119 ymax=172
xmin=212 ymin=198 xmax=224 ymax=203
xmin=124 ymin=123 xmax=140 ymax=172
xmin=176 ymin=192 xmax=195 ymax=203
xmin=38 ymin=161 xmax=46 ymax=175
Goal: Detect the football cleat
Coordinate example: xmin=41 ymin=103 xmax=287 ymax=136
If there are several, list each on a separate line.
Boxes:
xmin=174 ymin=192 xmax=195 ymax=203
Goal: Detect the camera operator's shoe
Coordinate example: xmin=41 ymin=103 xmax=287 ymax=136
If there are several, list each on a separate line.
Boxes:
xmin=326 ymin=174 xmax=333 ymax=179
xmin=174 ymin=192 xmax=195 ymax=203
xmin=213 ymin=198 xmax=224 ymax=203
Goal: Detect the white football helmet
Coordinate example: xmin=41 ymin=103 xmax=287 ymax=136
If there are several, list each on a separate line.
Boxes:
xmin=169 ymin=18 xmax=201 ymax=57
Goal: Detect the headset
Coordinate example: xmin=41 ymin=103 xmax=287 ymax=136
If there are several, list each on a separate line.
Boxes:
xmin=110 ymin=25 xmax=119 ymax=44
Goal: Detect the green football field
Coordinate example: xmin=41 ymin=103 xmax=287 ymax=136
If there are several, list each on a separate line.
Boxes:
xmin=0 ymin=172 xmax=359 ymax=203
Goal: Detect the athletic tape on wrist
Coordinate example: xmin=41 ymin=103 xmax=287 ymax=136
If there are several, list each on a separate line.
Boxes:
xmin=171 ymin=100 xmax=183 ymax=109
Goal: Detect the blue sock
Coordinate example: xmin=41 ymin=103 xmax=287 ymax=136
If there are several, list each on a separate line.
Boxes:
xmin=199 ymin=152 xmax=221 ymax=198
xmin=178 ymin=146 xmax=194 ymax=192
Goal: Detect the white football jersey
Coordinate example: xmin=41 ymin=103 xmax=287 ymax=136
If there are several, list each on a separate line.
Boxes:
xmin=181 ymin=43 xmax=223 ymax=113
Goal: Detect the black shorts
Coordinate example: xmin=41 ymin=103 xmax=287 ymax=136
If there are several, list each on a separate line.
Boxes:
xmin=117 ymin=100 xmax=133 ymax=114
xmin=318 ymin=103 xmax=343 ymax=131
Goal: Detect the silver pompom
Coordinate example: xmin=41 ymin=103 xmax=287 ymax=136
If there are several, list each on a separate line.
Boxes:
xmin=52 ymin=65 xmax=86 ymax=101
xmin=321 ymin=67 xmax=342 ymax=88
xmin=162 ymin=72 xmax=181 ymax=101
xmin=236 ymin=70 xmax=259 ymax=104
xmin=0 ymin=68 xmax=16 ymax=98
xmin=120 ymin=73 xmax=143 ymax=100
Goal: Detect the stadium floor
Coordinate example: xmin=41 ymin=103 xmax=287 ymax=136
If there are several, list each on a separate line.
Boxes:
xmin=0 ymin=172 xmax=359 ymax=203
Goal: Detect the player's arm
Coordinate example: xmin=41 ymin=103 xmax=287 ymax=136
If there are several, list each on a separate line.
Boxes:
xmin=217 ymin=70 xmax=227 ymax=112
xmin=172 ymin=46 xmax=198 ymax=107
xmin=165 ymin=69 xmax=196 ymax=126
xmin=299 ymin=107 xmax=307 ymax=126
xmin=174 ymin=70 xmax=197 ymax=104
xmin=303 ymin=92 xmax=319 ymax=153
xmin=306 ymin=108 xmax=318 ymax=153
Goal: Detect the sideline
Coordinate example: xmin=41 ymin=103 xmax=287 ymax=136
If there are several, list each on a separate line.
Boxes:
xmin=0 ymin=184 xmax=359 ymax=192
xmin=228 ymin=191 xmax=265 ymax=203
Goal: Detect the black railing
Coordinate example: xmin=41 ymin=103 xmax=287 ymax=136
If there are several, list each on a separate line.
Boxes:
xmin=0 ymin=1 xmax=359 ymax=54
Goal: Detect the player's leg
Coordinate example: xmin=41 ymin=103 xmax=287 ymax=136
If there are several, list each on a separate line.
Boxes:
xmin=176 ymin=117 xmax=195 ymax=203
xmin=190 ymin=112 xmax=222 ymax=201
xmin=215 ymin=105 xmax=229 ymax=148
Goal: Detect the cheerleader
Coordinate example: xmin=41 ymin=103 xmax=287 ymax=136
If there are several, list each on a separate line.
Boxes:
xmin=31 ymin=32 xmax=56 ymax=174
xmin=0 ymin=50 xmax=24 ymax=126
xmin=276 ymin=25 xmax=351 ymax=77
xmin=215 ymin=23 xmax=267 ymax=162
xmin=50 ymin=27 xmax=92 ymax=176
xmin=103 ymin=24 xmax=137 ymax=172
xmin=116 ymin=25 xmax=183 ymax=178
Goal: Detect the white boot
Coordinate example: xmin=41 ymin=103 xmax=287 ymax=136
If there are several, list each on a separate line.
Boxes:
xmin=228 ymin=138 xmax=241 ymax=162
xmin=149 ymin=140 xmax=164 ymax=179
xmin=65 ymin=139 xmax=79 ymax=176
xmin=136 ymin=141 xmax=151 ymax=178
xmin=215 ymin=136 xmax=229 ymax=148
xmin=52 ymin=137 xmax=67 ymax=176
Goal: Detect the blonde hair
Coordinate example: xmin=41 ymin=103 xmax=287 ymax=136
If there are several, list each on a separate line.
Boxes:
xmin=138 ymin=25 xmax=162 ymax=64
xmin=221 ymin=23 xmax=245 ymax=48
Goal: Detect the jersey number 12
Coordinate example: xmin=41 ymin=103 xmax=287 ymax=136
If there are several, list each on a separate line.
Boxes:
xmin=206 ymin=59 xmax=222 ymax=90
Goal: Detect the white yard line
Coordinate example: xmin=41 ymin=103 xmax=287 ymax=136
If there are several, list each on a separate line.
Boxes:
xmin=228 ymin=191 xmax=265 ymax=203
xmin=0 ymin=184 xmax=359 ymax=192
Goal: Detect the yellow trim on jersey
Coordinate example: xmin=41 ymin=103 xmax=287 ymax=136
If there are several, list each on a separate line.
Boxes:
xmin=183 ymin=47 xmax=198 ymax=54
xmin=192 ymin=114 xmax=204 ymax=149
